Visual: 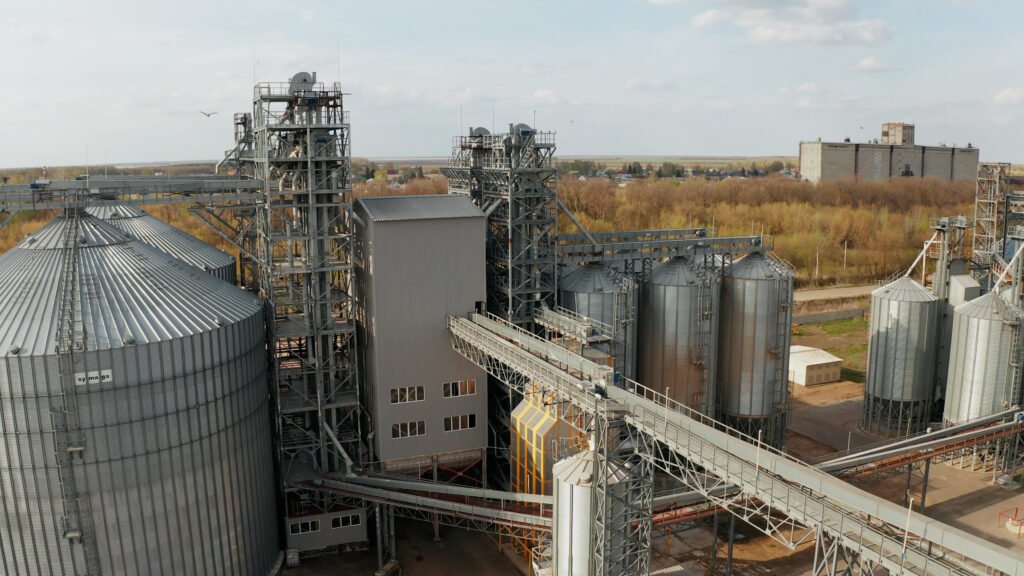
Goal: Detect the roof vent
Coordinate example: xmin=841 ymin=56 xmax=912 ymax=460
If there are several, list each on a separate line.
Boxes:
xmin=123 ymin=334 xmax=136 ymax=345
xmin=9 ymin=345 xmax=20 ymax=355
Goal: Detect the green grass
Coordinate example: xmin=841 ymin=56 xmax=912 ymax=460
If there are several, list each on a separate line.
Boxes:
xmin=818 ymin=317 xmax=869 ymax=336
xmin=840 ymin=367 xmax=866 ymax=384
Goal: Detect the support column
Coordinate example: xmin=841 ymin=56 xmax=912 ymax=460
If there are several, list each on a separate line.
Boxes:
xmin=710 ymin=510 xmax=719 ymax=574
xmin=920 ymin=458 xmax=932 ymax=514
xmin=904 ymin=463 xmax=914 ymax=507
xmin=726 ymin=514 xmax=735 ymax=576
xmin=375 ymin=503 xmax=384 ymax=575
xmin=388 ymin=506 xmax=397 ymax=563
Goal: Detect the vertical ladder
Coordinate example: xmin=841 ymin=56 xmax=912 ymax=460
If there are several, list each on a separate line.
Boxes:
xmin=51 ymin=206 xmax=101 ymax=574
xmin=694 ymin=271 xmax=713 ymax=414
xmin=771 ymin=261 xmax=793 ymax=447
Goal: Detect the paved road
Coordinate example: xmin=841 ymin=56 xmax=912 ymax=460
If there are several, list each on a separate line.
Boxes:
xmin=793 ymin=284 xmax=876 ymax=302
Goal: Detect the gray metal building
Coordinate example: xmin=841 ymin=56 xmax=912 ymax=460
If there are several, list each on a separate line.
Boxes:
xmin=0 ymin=214 xmax=278 ymax=575
xmin=86 ymin=205 xmax=237 ymax=283
xmin=355 ymin=195 xmax=488 ymax=472
xmin=799 ymin=123 xmax=979 ymax=183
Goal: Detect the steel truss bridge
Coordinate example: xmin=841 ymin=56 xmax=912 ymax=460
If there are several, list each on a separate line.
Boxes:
xmin=446 ymin=310 xmax=1024 ymax=576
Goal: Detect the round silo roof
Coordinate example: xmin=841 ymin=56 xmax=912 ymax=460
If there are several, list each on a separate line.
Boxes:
xmin=726 ymin=252 xmax=788 ymax=280
xmin=872 ymin=276 xmax=938 ymax=302
xmin=560 ymin=263 xmax=618 ymax=293
xmin=86 ymin=205 xmax=235 ymax=275
xmin=0 ymin=215 xmax=262 ymax=357
xmin=955 ymin=291 xmax=1016 ymax=321
xmin=650 ymin=256 xmax=705 ymax=286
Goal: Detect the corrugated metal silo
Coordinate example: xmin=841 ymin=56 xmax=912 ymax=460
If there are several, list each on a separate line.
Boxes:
xmin=638 ymin=255 xmax=720 ymax=415
xmin=559 ymin=263 xmax=638 ymax=379
xmin=717 ymin=252 xmax=793 ymax=448
xmin=943 ymin=291 xmax=1022 ymax=426
xmin=86 ymin=205 xmax=237 ymax=283
xmin=862 ymin=277 xmax=940 ymax=436
xmin=551 ymin=450 xmax=629 ymax=576
xmin=0 ymin=214 xmax=278 ymax=575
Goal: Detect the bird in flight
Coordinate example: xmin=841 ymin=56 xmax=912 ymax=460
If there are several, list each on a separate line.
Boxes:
xmin=199 ymin=110 xmax=218 ymax=117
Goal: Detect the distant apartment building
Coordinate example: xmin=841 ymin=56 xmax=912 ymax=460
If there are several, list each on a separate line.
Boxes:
xmin=799 ymin=123 xmax=979 ymax=183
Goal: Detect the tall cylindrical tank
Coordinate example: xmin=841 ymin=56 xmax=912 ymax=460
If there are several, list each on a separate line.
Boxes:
xmin=0 ymin=214 xmax=278 ymax=575
xmin=718 ymin=252 xmax=793 ymax=448
xmin=943 ymin=291 xmax=1022 ymax=425
xmin=862 ymin=277 xmax=940 ymax=436
xmin=551 ymin=450 xmax=629 ymax=576
xmin=639 ymin=255 xmax=720 ymax=415
xmin=560 ymin=263 xmax=638 ymax=379
xmin=86 ymin=205 xmax=237 ymax=284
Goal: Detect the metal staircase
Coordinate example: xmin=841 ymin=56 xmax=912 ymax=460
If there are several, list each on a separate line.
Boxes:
xmin=52 ymin=206 xmax=101 ymax=575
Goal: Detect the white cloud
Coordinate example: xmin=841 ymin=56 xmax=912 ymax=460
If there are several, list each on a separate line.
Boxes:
xmin=797 ymin=97 xmax=814 ymax=109
xmin=853 ymin=56 xmax=896 ymax=72
xmin=796 ymin=82 xmax=818 ymax=94
xmin=672 ymin=0 xmax=893 ymax=46
xmin=692 ymin=9 xmax=725 ymax=28
xmin=532 ymin=89 xmax=562 ymax=104
xmin=994 ymin=88 xmax=1024 ymax=105
xmin=519 ymin=65 xmax=540 ymax=77
xmin=299 ymin=9 xmax=314 ymax=22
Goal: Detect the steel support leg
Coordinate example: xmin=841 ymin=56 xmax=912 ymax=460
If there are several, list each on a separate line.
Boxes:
xmin=726 ymin=514 xmax=735 ymax=576
xmin=375 ymin=503 xmax=385 ymax=574
xmin=388 ymin=506 xmax=397 ymax=563
xmin=920 ymin=458 xmax=932 ymax=514
xmin=710 ymin=510 xmax=719 ymax=575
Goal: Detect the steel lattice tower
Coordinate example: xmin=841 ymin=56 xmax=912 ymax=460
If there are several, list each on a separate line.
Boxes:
xmin=443 ymin=124 xmax=558 ymax=489
xmin=251 ymin=74 xmax=362 ymax=518
xmin=972 ymin=162 xmax=1011 ymax=284
xmin=444 ymin=124 xmax=558 ymax=327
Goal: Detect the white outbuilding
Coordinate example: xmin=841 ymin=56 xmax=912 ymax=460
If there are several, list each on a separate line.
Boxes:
xmin=789 ymin=345 xmax=842 ymax=386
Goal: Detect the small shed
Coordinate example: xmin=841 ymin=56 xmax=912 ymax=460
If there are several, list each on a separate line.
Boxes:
xmin=789 ymin=345 xmax=842 ymax=386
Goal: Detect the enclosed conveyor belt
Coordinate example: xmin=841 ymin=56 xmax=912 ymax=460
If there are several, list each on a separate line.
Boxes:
xmin=448 ymin=311 xmax=1024 ymax=576
xmin=304 ymin=477 xmax=552 ymax=536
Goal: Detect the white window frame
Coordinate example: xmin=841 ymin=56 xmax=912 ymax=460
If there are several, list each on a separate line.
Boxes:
xmin=392 ymin=420 xmax=427 ymax=439
xmin=443 ymin=413 xmax=478 ymax=432
xmin=443 ymin=379 xmax=477 ymax=398
xmin=390 ymin=385 xmax=425 ymax=404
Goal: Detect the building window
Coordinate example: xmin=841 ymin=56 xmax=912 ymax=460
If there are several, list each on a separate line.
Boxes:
xmin=289 ymin=520 xmax=320 ymax=535
xmin=392 ymin=420 xmax=426 ymax=439
xmin=390 ymin=385 xmax=425 ymax=404
xmin=443 ymin=413 xmax=477 ymax=432
xmin=443 ymin=379 xmax=477 ymax=398
xmin=331 ymin=513 xmax=362 ymax=529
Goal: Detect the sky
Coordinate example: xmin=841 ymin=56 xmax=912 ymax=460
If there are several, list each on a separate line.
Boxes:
xmin=1 ymin=0 xmax=1022 ymax=168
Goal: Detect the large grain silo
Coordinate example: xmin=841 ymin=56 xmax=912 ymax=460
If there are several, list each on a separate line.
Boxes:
xmin=862 ymin=277 xmax=940 ymax=436
xmin=638 ymin=254 xmax=720 ymax=415
xmin=943 ymin=291 xmax=1022 ymax=426
xmin=717 ymin=252 xmax=793 ymax=449
xmin=559 ymin=263 xmax=638 ymax=379
xmin=0 ymin=213 xmax=278 ymax=575
xmin=551 ymin=449 xmax=630 ymax=576
xmin=86 ymin=205 xmax=237 ymax=283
